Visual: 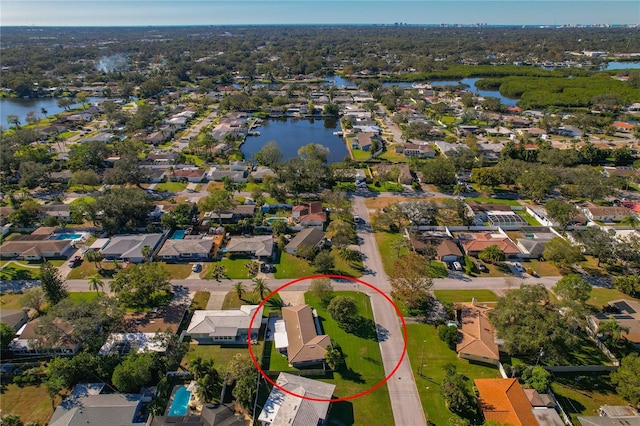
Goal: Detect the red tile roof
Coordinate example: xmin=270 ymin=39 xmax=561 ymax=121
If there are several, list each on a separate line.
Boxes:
xmin=474 ymin=378 xmax=538 ymax=426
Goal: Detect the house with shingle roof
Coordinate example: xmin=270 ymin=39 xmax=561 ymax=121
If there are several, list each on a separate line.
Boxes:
xmin=156 ymin=237 xmax=214 ymax=261
xmin=588 ymin=299 xmax=640 ymax=348
xmin=0 ymin=239 xmax=73 ymax=260
xmin=11 ymin=317 xmax=80 ymax=355
xmin=100 ymin=233 xmax=165 ymax=263
xmin=582 ymin=202 xmax=632 ymax=223
xmin=474 ymin=378 xmax=540 ymax=426
xmin=258 ymin=372 xmax=335 ymax=426
xmin=285 ymin=228 xmax=326 ymax=255
xmin=456 ymin=301 xmax=500 ymax=365
xmin=279 ymin=305 xmax=331 ymax=367
xmin=186 ymin=305 xmax=263 ymax=344
xmin=225 ymin=235 xmax=274 ymax=259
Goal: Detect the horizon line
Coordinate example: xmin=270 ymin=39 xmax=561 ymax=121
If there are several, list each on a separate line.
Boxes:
xmin=4 ymin=23 xmax=639 ymax=28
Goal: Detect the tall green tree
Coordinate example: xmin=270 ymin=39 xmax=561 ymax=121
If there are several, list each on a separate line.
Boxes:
xmin=88 ymin=274 xmax=104 ymax=295
xmin=233 ymin=281 xmax=246 ymax=300
xmin=313 ymin=250 xmax=335 ymax=274
xmin=198 ymin=190 xmax=234 ymax=225
xmin=543 ymin=237 xmax=583 ymax=267
xmin=252 ymin=277 xmax=270 ymax=300
xmin=40 ymin=261 xmax=68 ymax=305
xmin=488 ymin=284 xmax=577 ymax=363
xmin=389 ymin=252 xmax=433 ymax=312
xmin=109 ymin=262 xmax=171 ymax=308
xmin=112 ymin=352 xmax=155 ymax=393
xmin=0 ymin=322 xmax=16 ymax=351
xmin=327 ymin=296 xmax=358 ymax=327
xmin=611 ymin=353 xmax=640 ymax=408
xmin=225 ymin=354 xmax=257 ymax=411
xmin=478 ymin=245 xmax=505 ymax=264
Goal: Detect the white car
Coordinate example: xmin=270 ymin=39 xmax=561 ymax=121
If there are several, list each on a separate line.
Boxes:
xmin=192 ymin=263 xmax=202 ymax=272
xmin=514 ymin=262 xmax=525 ymax=273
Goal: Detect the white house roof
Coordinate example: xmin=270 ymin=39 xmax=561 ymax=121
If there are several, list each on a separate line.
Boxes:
xmin=186 ymin=305 xmax=263 ymax=337
xmin=258 ymin=372 xmax=335 ymax=426
xmin=225 ymin=235 xmax=273 ymax=257
xmin=274 ymin=319 xmax=288 ymax=349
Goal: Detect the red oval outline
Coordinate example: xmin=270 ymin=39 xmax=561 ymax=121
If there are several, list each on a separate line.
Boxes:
xmin=247 ymin=274 xmax=407 ymax=403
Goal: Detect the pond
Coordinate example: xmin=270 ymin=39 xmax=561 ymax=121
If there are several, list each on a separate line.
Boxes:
xmin=602 ymin=62 xmax=640 ymax=70
xmin=241 ymin=117 xmax=349 ymax=164
xmin=1 ymin=97 xmax=102 ymax=128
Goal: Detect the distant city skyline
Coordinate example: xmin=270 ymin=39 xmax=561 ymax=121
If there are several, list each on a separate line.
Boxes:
xmin=2 ymin=1 xmax=639 ymax=27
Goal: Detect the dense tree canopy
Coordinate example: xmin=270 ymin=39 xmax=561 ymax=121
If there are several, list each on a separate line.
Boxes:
xmin=109 ymin=262 xmax=172 ymax=308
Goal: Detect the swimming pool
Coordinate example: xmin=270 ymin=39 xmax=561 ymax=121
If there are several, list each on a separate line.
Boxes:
xmin=168 ymin=386 xmax=191 ymax=416
xmin=171 ymin=230 xmax=186 ymax=240
xmin=49 ymin=233 xmax=84 ymax=241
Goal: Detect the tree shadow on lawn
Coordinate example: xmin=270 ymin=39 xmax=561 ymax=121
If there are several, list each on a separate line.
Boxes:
xmin=554 ymin=372 xmax=618 ymax=396
xmin=328 ymin=400 xmax=354 ymax=426
xmin=341 ymin=316 xmax=379 ymax=341
xmin=335 ymin=365 xmax=365 ymax=384
xmin=553 ymin=392 xmax=587 ymax=417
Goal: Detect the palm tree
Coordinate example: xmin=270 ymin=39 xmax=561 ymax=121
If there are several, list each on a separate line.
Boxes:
xmin=620 ymin=215 xmax=640 ymax=230
xmin=141 ymin=245 xmax=153 ymax=262
xmin=85 ymin=249 xmax=104 ymax=271
xmin=88 ymin=274 xmax=104 ymax=295
xmin=189 ymin=356 xmax=204 ymax=380
xmin=233 ymin=281 xmax=246 ymax=300
xmin=252 ymin=277 xmax=270 ymax=300
xmin=599 ymin=318 xmax=630 ymax=344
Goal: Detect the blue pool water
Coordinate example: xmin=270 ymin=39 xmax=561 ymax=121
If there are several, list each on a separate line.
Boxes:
xmin=168 ymin=386 xmax=191 ymax=416
xmin=171 ymin=230 xmax=186 ymax=240
xmin=50 ymin=233 xmax=83 ymax=241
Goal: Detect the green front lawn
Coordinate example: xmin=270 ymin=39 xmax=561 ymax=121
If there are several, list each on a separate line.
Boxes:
xmin=155 ymin=181 xmax=188 ymax=192
xmin=378 ymin=148 xmax=409 ymax=163
xmin=205 ymin=257 xmax=256 ymax=280
xmin=367 ymin=182 xmax=404 ymax=193
xmin=406 ymin=323 xmax=501 ymax=425
xmin=332 ymin=248 xmax=364 ymax=278
xmin=351 ymin=148 xmax=371 ymax=161
xmin=0 ymin=262 xmax=40 ymax=280
xmin=273 ymin=252 xmax=314 ymax=279
xmin=433 ymin=290 xmax=498 ymax=306
xmin=552 ymin=373 xmax=629 ymax=425
xmin=67 ymin=292 xmax=101 ymax=303
xmin=306 ymin=291 xmax=393 ymax=426
xmin=374 ymin=231 xmax=410 ymax=276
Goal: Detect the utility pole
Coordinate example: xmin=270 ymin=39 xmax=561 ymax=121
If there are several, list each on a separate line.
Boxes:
xmin=418 ymin=340 xmax=426 ymax=377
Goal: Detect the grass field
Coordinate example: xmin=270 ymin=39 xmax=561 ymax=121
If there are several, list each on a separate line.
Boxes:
xmin=552 ymin=372 xmax=629 ymax=425
xmin=0 ymin=384 xmax=60 ymax=425
xmin=273 ymin=252 xmax=314 ymax=279
xmin=182 ymin=341 xmax=264 ymax=371
xmin=465 ymin=197 xmax=522 ymax=206
xmin=205 ymin=257 xmax=255 ymax=280
xmin=433 ymin=289 xmax=498 ymax=306
xmin=67 ymin=292 xmax=101 ymax=303
xmin=405 ymin=323 xmax=501 ymax=425
xmin=0 ymin=293 xmax=23 ymax=309
xmin=155 ymin=181 xmax=188 ymax=193
xmin=587 ymin=287 xmax=640 ymax=309
xmin=374 ymin=231 xmax=410 ymax=275
xmin=305 ymin=291 xmax=394 ymax=426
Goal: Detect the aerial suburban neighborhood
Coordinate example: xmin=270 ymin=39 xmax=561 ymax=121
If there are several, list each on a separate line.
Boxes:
xmin=1 ymin=22 xmax=640 ymax=426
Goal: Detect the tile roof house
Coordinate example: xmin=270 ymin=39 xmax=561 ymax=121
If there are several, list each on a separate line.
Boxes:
xmin=353 ymin=132 xmax=376 ymax=151
xmin=582 ymin=202 xmax=632 ymax=223
xmin=456 ymin=301 xmax=500 ymax=365
xmin=100 ymin=233 xmax=165 ymax=263
xmin=258 ymin=372 xmax=335 ymax=426
xmin=474 ymin=378 xmax=540 ymax=426
xmin=376 ymin=163 xmax=413 ymax=185
xmin=225 ymin=235 xmax=274 ymax=259
xmin=156 ymin=237 xmax=214 ymax=261
xmin=49 ymin=384 xmax=146 ymax=426
xmin=186 ymin=305 xmax=264 ymax=344
xmin=279 ymin=305 xmax=331 ymax=367
xmin=292 ymin=202 xmax=327 ymax=229
xmin=460 ymin=232 xmax=521 ymax=258
xmin=589 ymin=299 xmax=640 ymax=348
xmin=285 ymin=228 xmax=326 ymax=255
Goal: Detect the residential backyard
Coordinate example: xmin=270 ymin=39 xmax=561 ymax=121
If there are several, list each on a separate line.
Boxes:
xmin=0 ymin=384 xmax=60 ymax=426
xmin=405 ymin=323 xmax=501 ymax=425
xmin=552 ymin=372 xmax=630 ymax=425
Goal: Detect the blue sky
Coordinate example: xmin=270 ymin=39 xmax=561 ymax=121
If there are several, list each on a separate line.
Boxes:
xmin=2 ymin=1 xmax=638 ymax=26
